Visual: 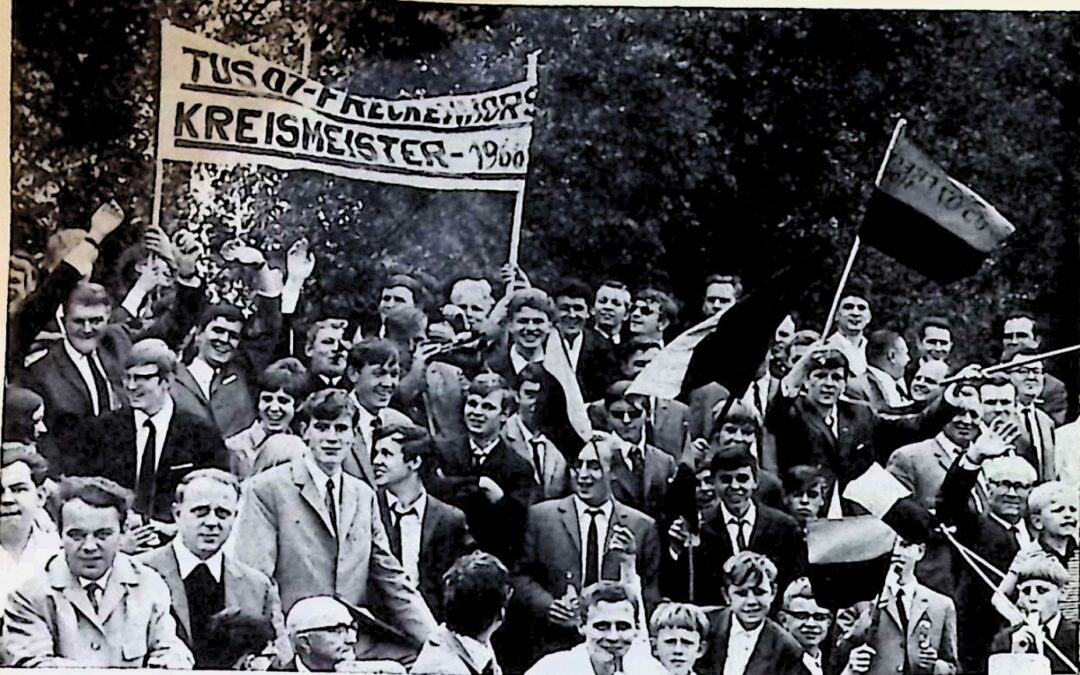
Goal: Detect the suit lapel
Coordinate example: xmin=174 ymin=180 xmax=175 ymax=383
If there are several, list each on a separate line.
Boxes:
xmin=56 ymin=347 xmax=93 ymax=410
xmin=338 ymin=476 xmax=361 ymax=542
xmin=420 ymin=498 xmax=440 ymax=555
xmin=747 ymin=507 xmax=768 ymax=549
xmin=746 ymin=622 xmax=775 ymax=675
xmin=610 ymin=453 xmax=639 ymax=502
xmin=557 ymin=498 xmax=582 ymax=561
xmin=294 ymin=462 xmax=336 ymax=535
xmin=909 ymin=585 xmax=932 ymax=637
xmin=175 ymin=364 xmax=210 ymax=407
xmin=97 ymin=556 xmax=137 ymax=626
xmin=223 ymin=557 xmax=257 ymax=616
xmin=52 ymin=559 xmax=108 ymax=635
xmin=161 ymin=549 xmax=192 ymax=640
xmin=714 ymin=610 xmax=732 ymax=670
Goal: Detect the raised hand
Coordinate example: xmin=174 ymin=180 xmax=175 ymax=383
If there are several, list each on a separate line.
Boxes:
xmin=89 ymin=200 xmax=125 ymax=240
xmin=221 ymin=239 xmax=267 ymax=266
xmin=172 ymin=230 xmax=204 ymax=280
xmin=967 ymin=416 xmax=1022 ymax=463
xmin=668 ymin=516 xmax=691 ymax=550
xmin=286 ymin=237 xmax=315 ymax=282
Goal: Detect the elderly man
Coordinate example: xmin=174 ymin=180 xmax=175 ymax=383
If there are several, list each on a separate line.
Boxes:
xmin=850 ymin=329 xmax=911 ymax=410
xmin=233 ymin=389 xmax=437 ymax=648
xmin=137 ymin=469 xmax=287 ymax=668
xmin=2 ymin=476 xmax=192 ymax=668
xmin=282 ymin=596 xmax=405 ymax=673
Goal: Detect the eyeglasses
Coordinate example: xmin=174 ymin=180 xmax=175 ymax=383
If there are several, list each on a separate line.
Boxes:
xmin=716 ymin=474 xmax=754 ymax=485
xmin=123 ymin=371 xmax=162 ymax=383
xmin=988 ymin=479 xmax=1034 ymax=493
xmin=782 ymin=609 xmax=831 ymax=622
xmin=297 ymin=623 xmax=356 ymax=637
xmin=609 ymin=407 xmax=645 ymax=422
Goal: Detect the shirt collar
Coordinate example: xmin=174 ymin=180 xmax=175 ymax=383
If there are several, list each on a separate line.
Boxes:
xmin=509 ymin=344 xmax=543 ymax=373
xmin=386 ymin=490 xmax=427 ymax=518
xmin=455 ymin=630 xmax=495 ymax=671
xmin=134 ymin=395 xmax=175 ymax=430
xmin=1046 ymin=613 xmax=1062 ymax=636
xmin=731 ymin=615 xmax=766 ymax=639
xmin=719 ymin=501 xmax=756 ymax=526
xmin=934 ymin=431 xmax=965 ymax=456
xmin=572 ymin=495 xmax=614 ymax=520
xmin=987 ymin=512 xmax=1023 ymax=532
xmin=78 ymin=567 xmax=112 ymax=590
xmin=304 ymin=455 xmax=342 ymax=497
xmin=469 ymin=436 xmax=500 ymax=460
xmin=62 ymin=339 xmax=93 ymax=363
xmin=172 ymin=538 xmax=224 ymax=583
xmin=355 ymin=401 xmax=376 ymax=429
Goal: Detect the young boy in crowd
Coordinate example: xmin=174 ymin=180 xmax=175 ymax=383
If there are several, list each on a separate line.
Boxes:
xmin=649 ymin=603 xmax=709 ymax=675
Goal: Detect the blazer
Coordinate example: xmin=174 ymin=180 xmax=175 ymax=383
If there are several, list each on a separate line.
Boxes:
xmin=344 ymin=403 xmax=416 ymax=486
xmin=885 ymin=435 xmax=964 ymax=509
xmin=136 ymin=544 xmax=290 ymax=662
xmin=501 ymin=413 xmax=570 ymax=500
xmin=171 ymin=293 xmax=282 ymax=439
xmin=1 ymin=552 xmax=193 ymax=668
xmin=857 ymin=583 xmax=958 ymax=675
xmin=1015 ymin=406 xmax=1058 ymax=481
xmin=991 ymin=617 xmax=1079 ymax=674
xmin=574 ymin=327 xmax=621 ymax=403
xmin=411 ymin=624 xmax=499 ymax=675
xmin=233 ymin=457 xmax=437 ymax=645
xmin=67 ymin=402 xmax=230 ymax=522
xmin=1040 ymin=373 xmax=1070 ymax=426
xmin=20 ymin=330 xmax=129 ymax=446
xmin=661 ymin=502 xmax=804 ymax=606
xmin=427 ymin=435 xmax=538 ymax=563
xmin=513 ymin=496 xmax=661 ymax=656
xmin=765 ymin=389 xmax=957 ymax=482
xmin=376 ymin=490 xmax=476 ymax=621
xmin=608 ymin=443 xmax=677 ymax=522
xmin=587 ymin=397 xmax=691 ymax=460
xmin=699 ymin=610 xmax=808 ymax=675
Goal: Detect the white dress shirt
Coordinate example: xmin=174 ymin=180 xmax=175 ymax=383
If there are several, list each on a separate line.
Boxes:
xmin=517 ymin=416 xmax=547 ymax=482
xmin=457 ymin=632 xmax=496 ymax=674
xmin=802 ymin=650 xmax=824 ymax=675
xmin=305 ymin=456 xmax=343 ymax=527
xmin=1020 ymin=404 xmax=1047 ymax=470
xmin=509 ymin=344 xmax=544 ymax=375
xmin=564 ymin=332 xmax=584 ymax=371
xmin=572 ymin=496 xmax=614 ymax=582
xmin=470 ymin=437 xmax=500 ymax=466
xmin=78 ymin=567 xmax=113 ymax=613
xmin=386 ymin=490 xmax=428 ymax=584
xmin=619 ymin=433 xmax=648 ymax=470
xmin=718 ymin=502 xmax=756 ymax=554
xmin=723 ymin=617 xmax=766 ymax=675
xmin=826 ymin=332 xmax=867 ymax=377
xmin=134 ymin=397 xmax=174 ymax=478
xmin=63 ymin=340 xmax=113 ymax=415
xmin=187 ymin=357 xmax=217 ymax=400
xmin=172 ymin=538 xmax=224 ymax=582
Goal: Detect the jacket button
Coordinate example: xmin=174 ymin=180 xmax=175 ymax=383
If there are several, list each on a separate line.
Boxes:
xmin=91 ymin=643 xmax=101 ymax=651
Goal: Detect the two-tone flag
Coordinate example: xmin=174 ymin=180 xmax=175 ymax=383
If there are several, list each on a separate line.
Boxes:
xmin=861 ymin=132 xmax=1016 ymax=283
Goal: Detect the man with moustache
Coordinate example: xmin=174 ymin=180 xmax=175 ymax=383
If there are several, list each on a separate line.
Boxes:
xmin=824 ymin=284 xmax=873 ymax=377
xmin=233 ymin=390 xmax=437 ymax=648
xmin=555 ymin=279 xmax=620 ymax=402
xmin=592 ymin=280 xmax=632 ymax=346
xmin=1000 ymin=312 xmax=1069 ymax=424
xmin=2 ymin=476 xmax=193 ymax=668
xmin=137 ymin=469 xmax=287 ymax=668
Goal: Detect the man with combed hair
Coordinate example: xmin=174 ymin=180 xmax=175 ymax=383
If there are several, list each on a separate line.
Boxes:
xmin=592 ymin=280 xmax=631 ymax=346
xmin=849 ymin=329 xmax=911 ymax=410
xmin=69 ymin=338 xmax=228 ymax=525
xmin=701 ymin=274 xmax=742 ymax=319
xmin=824 ymin=282 xmax=873 ymax=377
xmin=448 ymin=278 xmax=495 ymax=331
xmin=225 ymin=357 xmax=310 ymax=480
xmin=2 ymin=476 xmax=193 ymax=668
xmin=412 ymin=551 xmax=514 ymax=675
xmin=1003 ymin=349 xmax=1058 ymax=481
xmin=525 ymin=581 xmax=668 ymax=675
xmin=137 ymin=469 xmax=288 ymax=668
xmin=233 ymin=389 xmax=437 ymax=649
xmin=282 ymin=595 xmax=405 ymax=673
xmin=886 ymin=401 xmax=984 ymax=509
xmin=342 ymin=338 xmax=413 ymax=485
xmin=1000 ymin=311 xmax=1068 ymax=424
xmin=484 ymin=287 xmax=560 ymax=385
xmin=906 ymin=316 xmax=953 ymax=383
xmin=301 ymin=318 xmax=351 ymax=395
xmin=990 ymin=557 xmax=1078 ymax=673
xmin=628 ymin=288 xmax=678 ymax=346
xmin=501 ymin=362 xmax=571 ymax=500
xmin=554 ymin=278 xmax=620 ymax=402
xmin=0 ymin=446 xmax=60 ymax=619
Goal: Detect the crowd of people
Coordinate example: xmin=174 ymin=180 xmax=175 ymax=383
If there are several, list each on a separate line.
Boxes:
xmin=0 ymin=201 xmax=1076 ymax=674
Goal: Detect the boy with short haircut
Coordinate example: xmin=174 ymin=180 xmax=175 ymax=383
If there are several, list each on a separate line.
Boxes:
xmin=990 ymin=557 xmax=1079 ymax=673
xmin=649 ymin=602 xmax=708 ymax=675
xmin=699 ymin=550 xmax=806 ymax=675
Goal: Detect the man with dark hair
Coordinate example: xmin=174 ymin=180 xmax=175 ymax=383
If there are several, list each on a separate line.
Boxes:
xmin=699 ymin=551 xmax=807 ymax=675
xmin=137 ymin=469 xmax=287 ymax=668
xmin=592 ymin=280 xmax=631 ymax=346
xmin=525 ymin=580 xmax=668 ymax=675
xmin=514 ymin=436 xmax=661 ymax=662
xmin=850 ymin=329 xmax=911 ymax=410
xmin=374 ymin=274 xmax=427 ymax=338
xmin=371 ymin=422 xmax=475 ymax=620
xmin=0 ymin=445 xmax=59 ymax=619
xmin=428 ymin=372 xmax=537 ymax=563
xmin=886 ymin=401 xmax=984 ymax=509
xmin=343 ymin=338 xmax=413 ymax=485
xmin=501 ymin=362 xmax=571 ymax=500
xmin=628 ymin=288 xmax=677 ymax=346
xmin=701 ymin=274 xmax=743 ymax=319
xmin=909 ymin=316 xmax=953 ymax=384
xmin=412 ymin=551 xmax=514 ymax=675
xmin=602 ymin=381 xmax=676 ymax=521
xmin=2 ymin=476 xmax=193 ymax=668
xmin=1001 ymin=311 xmax=1069 ymax=424
xmin=302 ymin=318 xmax=351 ymax=394
xmin=69 ymin=338 xmax=228 ymax=525
xmin=225 ymin=357 xmax=310 ymax=480
xmin=233 ymin=389 xmax=438 ymax=647
xmin=824 ymin=283 xmax=873 ymax=377
xmin=1004 ymin=349 xmax=1059 ymax=481
xmin=555 ymin=278 xmax=619 ymax=402
xmin=664 ymin=444 xmax=803 ymax=605
xmin=910 ymin=359 xmax=950 ymax=403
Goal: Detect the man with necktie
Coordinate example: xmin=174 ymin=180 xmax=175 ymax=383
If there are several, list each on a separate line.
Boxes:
xmin=1004 ymin=351 xmax=1058 ymax=481
xmin=500 ymin=363 xmax=571 ymax=500
xmin=343 ymin=338 xmax=413 ymax=485
xmin=2 ymin=476 xmax=192 ymax=668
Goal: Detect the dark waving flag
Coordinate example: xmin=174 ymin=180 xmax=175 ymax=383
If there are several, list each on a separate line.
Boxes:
xmin=861 ymin=133 xmax=1015 ymax=284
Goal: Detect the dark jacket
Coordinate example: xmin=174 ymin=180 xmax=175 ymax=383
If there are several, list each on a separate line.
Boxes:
xmin=700 ymin=610 xmax=809 ymax=675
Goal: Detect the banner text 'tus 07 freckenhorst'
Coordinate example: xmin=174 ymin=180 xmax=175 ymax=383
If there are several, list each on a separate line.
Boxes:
xmin=156 ymin=21 xmax=537 ymax=192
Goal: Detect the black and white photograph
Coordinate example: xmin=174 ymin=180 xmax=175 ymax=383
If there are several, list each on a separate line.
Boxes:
xmin=1 ymin=2 xmax=1078 ymax=674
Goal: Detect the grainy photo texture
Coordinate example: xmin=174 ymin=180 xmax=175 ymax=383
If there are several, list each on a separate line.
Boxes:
xmin=2 ymin=3 xmax=1079 ymax=675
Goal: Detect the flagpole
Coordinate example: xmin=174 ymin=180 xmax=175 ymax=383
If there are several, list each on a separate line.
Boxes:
xmin=821 ymin=118 xmax=907 ymax=337
xmin=938 ymin=343 xmax=1080 ymax=386
xmin=508 ymin=51 xmax=540 ymax=268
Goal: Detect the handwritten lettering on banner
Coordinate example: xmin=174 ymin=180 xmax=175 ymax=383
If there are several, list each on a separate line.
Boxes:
xmin=157 ymin=21 xmax=537 ymax=191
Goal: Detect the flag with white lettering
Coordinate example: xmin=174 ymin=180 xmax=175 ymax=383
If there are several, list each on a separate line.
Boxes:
xmin=861 ymin=133 xmax=1015 ymax=283
xmin=156 ymin=21 xmax=537 ymax=191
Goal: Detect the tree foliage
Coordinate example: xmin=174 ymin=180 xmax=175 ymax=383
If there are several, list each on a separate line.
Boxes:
xmin=11 ymin=2 xmax=1079 ymax=378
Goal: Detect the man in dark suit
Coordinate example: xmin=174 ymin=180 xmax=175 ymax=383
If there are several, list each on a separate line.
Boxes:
xmin=847 ymin=329 xmax=912 ymax=411
xmin=68 ymin=339 xmax=229 ymax=524
xmin=935 ymin=421 xmax=1035 ymax=674
xmin=591 ymin=280 xmax=631 ymax=347
xmin=1001 ymin=313 xmax=1069 ymax=424
xmin=513 ymin=434 xmax=661 ymax=662
xmin=765 ymin=346 xmax=965 ymax=508
xmin=664 ymin=444 xmax=804 ymax=605
xmin=602 ymin=381 xmax=676 ymax=521
xmin=699 ymin=551 xmax=807 ymax=675
xmin=553 ymin=279 xmax=620 ymax=402
xmin=137 ymin=469 xmax=288 ymax=669
xmin=22 ymin=282 xmax=129 ymax=443
xmin=501 ymin=363 xmax=570 ymax=500
xmin=426 ymin=372 xmax=538 ymax=565
xmin=1004 ymin=351 xmax=1059 ymax=481
xmin=172 ymin=247 xmax=282 ymax=439
xmin=990 ymin=557 xmax=1079 ymax=674
xmin=371 ymin=422 xmax=475 ymax=621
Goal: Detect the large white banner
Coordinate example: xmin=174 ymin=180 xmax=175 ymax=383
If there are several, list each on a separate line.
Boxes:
xmin=156 ymin=21 xmax=537 ymax=191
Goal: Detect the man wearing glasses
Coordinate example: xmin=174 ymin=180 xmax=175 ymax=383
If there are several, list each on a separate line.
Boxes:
xmin=603 ymin=381 xmax=676 ymax=521
xmin=283 ymin=596 xmax=405 ymax=673
xmin=779 ymin=576 xmax=860 ymax=675
xmin=67 ymin=339 xmax=228 ymax=533
xmin=1004 ymin=350 xmax=1059 ymax=481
